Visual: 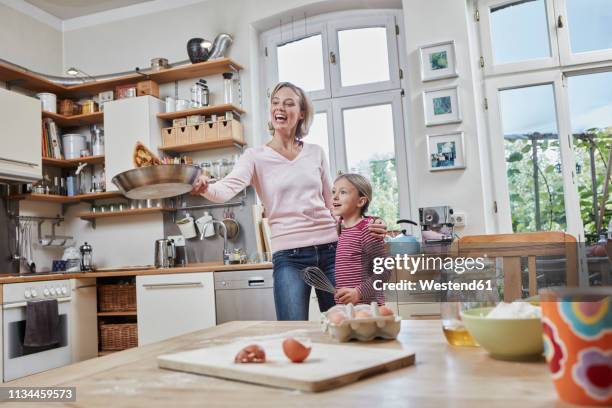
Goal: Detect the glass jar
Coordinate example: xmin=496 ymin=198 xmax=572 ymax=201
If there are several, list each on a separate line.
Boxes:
xmin=200 ymin=162 xmax=212 ymax=178
xmin=222 ymin=72 xmax=234 ymax=104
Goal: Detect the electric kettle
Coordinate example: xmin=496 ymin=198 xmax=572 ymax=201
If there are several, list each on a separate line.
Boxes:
xmin=154 ymin=239 xmax=176 ymax=268
xmin=387 ymin=219 xmax=421 ymax=255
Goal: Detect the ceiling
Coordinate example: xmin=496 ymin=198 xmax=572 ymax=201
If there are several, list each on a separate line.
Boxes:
xmin=24 ymin=0 xmax=154 ymax=19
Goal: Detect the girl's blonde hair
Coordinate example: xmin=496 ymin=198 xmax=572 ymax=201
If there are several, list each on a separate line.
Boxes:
xmin=334 ymin=173 xmax=373 ymax=235
xmin=267 ymin=82 xmax=314 ymax=141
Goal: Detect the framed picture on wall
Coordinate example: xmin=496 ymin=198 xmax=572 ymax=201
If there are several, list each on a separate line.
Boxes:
xmin=423 ymin=86 xmax=462 ymax=126
xmin=419 ymin=40 xmax=458 ymax=82
xmin=427 ymin=132 xmax=466 ymax=171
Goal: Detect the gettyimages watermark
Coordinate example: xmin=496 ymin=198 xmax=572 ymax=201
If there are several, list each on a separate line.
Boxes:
xmin=355 ymin=241 xmax=602 ymax=302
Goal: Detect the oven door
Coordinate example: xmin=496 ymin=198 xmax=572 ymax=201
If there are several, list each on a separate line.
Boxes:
xmin=3 ymin=298 xmax=72 ymax=382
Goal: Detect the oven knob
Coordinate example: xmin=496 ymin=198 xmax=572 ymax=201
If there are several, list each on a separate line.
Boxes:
xmin=50 ymin=288 xmax=56 ymax=296
xmin=61 ymin=287 xmax=68 ymax=295
xmin=43 ymin=288 xmax=50 ymax=297
xmin=31 ymin=289 xmax=38 ymax=298
xmin=24 ymin=290 xmax=31 ymax=298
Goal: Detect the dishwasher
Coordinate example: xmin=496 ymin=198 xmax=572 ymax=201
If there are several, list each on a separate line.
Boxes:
xmin=214 ymin=269 xmax=277 ymax=324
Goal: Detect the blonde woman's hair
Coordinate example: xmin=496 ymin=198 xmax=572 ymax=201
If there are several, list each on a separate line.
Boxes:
xmin=267 ymin=82 xmax=314 ymax=141
xmin=334 ymin=173 xmax=373 ymax=235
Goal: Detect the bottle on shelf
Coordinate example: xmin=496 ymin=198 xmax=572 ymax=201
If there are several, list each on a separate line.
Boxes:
xmin=222 ymin=72 xmax=234 ymax=104
xmin=91 ymin=125 xmax=104 ymax=156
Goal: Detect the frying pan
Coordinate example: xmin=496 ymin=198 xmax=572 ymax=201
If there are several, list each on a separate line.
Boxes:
xmin=112 ymin=164 xmax=202 ymax=199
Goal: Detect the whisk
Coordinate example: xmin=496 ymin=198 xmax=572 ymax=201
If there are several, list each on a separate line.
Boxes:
xmin=301 ymin=267 xmax=336 ymax=294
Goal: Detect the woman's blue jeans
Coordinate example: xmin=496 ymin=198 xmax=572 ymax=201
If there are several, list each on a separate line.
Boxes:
xmin=272 ymin=242 xmax=337 ymax=321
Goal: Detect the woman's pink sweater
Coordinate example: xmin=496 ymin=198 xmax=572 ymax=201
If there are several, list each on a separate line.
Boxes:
xmin=203 ymin=143 xmax=338 ymax=252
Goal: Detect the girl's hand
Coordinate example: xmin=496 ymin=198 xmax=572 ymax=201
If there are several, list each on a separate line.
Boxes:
xmin=335 ymin=288 xmax=361 ymax=305
xmin=191 ymin=174 xmax=209 ymax=195
xmin=368 ymin=218 xmax=388 ymax=240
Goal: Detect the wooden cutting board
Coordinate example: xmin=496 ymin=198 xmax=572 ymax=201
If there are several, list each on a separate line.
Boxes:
xmin=158 ymin=340 xmax=415 ymax=392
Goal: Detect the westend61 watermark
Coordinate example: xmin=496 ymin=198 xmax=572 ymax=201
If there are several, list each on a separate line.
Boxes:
xmin=371 ymin=254 xmax=493 ymax=292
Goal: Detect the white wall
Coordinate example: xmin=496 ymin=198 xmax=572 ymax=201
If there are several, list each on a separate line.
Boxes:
xmin=401 ymin=0 xmax=489 ymax=234
xmin=0 ymin=2 xmax=63 ymax=75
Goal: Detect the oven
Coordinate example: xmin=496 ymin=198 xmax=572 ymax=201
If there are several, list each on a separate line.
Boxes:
xmin=2 ymin=281 xmax=72 ymax=382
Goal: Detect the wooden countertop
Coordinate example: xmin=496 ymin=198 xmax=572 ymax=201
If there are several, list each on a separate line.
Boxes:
xmin=0 ymin=262 xmax=273 ymax=284
xmin=4 ymin=320 xmax=568 ymax=407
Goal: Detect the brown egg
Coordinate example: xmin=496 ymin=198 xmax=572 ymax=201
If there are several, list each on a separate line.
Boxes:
xmin=354 ymin=310 xmax=372 ymax=319
xmin=379 ymin=306 xmax=395 ymax=316
xmin=328 ymin=311 xmax=347 ymax=325
xmin=234 ymin=344 xmax=266 ymax=363
xmin=282 ymin=338 xmax=312 ymax=363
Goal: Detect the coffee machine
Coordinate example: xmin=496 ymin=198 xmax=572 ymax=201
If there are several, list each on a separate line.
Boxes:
xmin=418 ymin=206 xmax=455 ymax=244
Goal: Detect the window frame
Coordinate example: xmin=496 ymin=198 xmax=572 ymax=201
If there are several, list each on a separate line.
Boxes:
xmin=478 ymin=0 xmax=560 ymax=76
xmin=554 ymin=0 xmax=612 ymax=66
xmin=331 ymin=89 xmax=412 ymax=219
xmin=484 ymin=70 xmax=583 ymax=239
xmin=326 ymin=14 xmax=402 ymax=98
xmin=261 ymin=22 xmax=332 ymax=101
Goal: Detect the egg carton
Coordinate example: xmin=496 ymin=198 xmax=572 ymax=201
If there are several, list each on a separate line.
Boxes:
xmin=321 ymin=302 xmax=401 ymax=342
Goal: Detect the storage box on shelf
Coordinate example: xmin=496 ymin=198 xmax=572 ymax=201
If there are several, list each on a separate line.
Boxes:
xmin=160 ymin=119 xmax=244 ymax=153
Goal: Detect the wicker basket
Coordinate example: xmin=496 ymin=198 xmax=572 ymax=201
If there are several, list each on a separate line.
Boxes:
xmin=99 ymin=323 xmax=138 ymax=351
xmin=98 ymin=283 xmax=136 ymax=312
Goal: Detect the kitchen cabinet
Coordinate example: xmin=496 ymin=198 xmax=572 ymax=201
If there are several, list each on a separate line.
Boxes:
xmin=0 ymin=88 xmax=42 ymax=182
xmin=104 ymin=96 xmax=163 ymax=190
xmin=136 ymin=272 xmax=215 ymax=346
xmin=70 ymin=278 xmax=98 ymax=362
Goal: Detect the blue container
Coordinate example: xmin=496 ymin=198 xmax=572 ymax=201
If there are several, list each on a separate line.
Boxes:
xmin=387 ymin=219 xmax=421 ymax=256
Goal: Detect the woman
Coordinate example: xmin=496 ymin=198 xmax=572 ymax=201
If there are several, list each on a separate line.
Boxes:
xmin=192 ymin=82 xmax=386 ymax=320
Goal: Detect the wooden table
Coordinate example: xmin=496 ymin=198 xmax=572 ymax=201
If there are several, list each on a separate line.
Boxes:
xmin=6 ymin=320 xmax=569 ymax=407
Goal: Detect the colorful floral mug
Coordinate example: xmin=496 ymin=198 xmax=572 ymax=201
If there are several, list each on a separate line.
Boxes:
xmin=540 ymin=287 xmax=612 ymax=406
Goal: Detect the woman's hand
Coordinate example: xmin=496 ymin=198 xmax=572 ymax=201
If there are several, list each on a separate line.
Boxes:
xmin=191 ymin=174 xmax=209 ymax=195
xmin=368 ymin=218 xmax=388 ymax=240
xmin=335 ymin=288 xmax=361 ymax=305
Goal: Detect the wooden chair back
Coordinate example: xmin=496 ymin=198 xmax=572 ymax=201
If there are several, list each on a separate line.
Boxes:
xmin=452 ymin=232 xmax=578 ymax=302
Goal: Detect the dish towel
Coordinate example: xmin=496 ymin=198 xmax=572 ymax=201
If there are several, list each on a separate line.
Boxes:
xmin=24 ymin=299 xmax=60 ymax=347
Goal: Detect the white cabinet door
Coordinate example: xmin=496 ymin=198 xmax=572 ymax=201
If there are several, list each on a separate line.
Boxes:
xmin=0 ymin=88 xmax=42 ymax=181
xmin=104 ymin=96 xmax=163 ymax=190
xmin=70 ymin=278 xmax=98 ymax=362
xmin=136 ymin=272 xmax=215 ymax=346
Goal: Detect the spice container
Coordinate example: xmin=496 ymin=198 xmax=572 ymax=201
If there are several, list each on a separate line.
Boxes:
xmin=81 ymin=100 xmax=98 ymax=114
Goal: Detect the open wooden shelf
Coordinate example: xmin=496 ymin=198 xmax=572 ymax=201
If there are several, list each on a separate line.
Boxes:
xmin=157 ymin=104 xmax=244 ymax=120
xmin=0 ymin=60 xmax=66 ymax=94
xmin=9 ymin=191 xmax=123 ymax=203
xmin=42 ymin=110 xmax=103 ymax=127
xmin=0 ymin=58 xmax=242 ymax=97
xmin=159 ymin=137 xmax=246 ymax=153
xmin=97 ymin=311 xmax=137 ymax=317
xmin=42 ymin=155 xmax=105 ymax=168
xmin=79 ymin=207 xmax=174 ymax=221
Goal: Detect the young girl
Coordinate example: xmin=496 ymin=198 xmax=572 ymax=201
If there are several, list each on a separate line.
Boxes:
xmin=332 ymin=173 xmax=388 ymax=305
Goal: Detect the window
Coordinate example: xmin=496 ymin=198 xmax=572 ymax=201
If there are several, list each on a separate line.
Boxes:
xmin=337 ymin=27 xmax=390 ymax=87
xmin=498 ymin=84 xmax=566 ymax=232
xmin=567 ymin=72 xmax=612 ymax=241
xmin=277 ymin=35 xmax=326 ymax=93
xmin=479 ymin=0 xmax=612 ymax=71
xmin=490 ymin=0 xmax=551 ymax=65
xmin=479 ymin=0 xmax=612 ymax=245
xmin=565 ymin=0 xmax=612 ymax=54
xmin=342 ymin=103 xmax=399 ymax=224
xmin=478 ymin=0 xmax=559 ymax=75
xmin=262 ymin=10 xmax=409 ymax=226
